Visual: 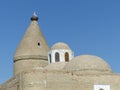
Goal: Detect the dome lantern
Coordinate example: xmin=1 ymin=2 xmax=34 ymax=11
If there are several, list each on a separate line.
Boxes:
xmin=48 ymin=42 xmax=74 ymax=64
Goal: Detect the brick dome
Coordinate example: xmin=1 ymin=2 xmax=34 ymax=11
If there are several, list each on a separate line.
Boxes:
xmin=51 ymin=42 xmax=71 ymax=50
xmin=64 ymin=55 xmax=112 ymax=74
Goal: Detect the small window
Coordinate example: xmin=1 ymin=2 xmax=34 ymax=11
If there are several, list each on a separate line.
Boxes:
xmin=65 ymin=52 xmax=69 ymax=62
xmin=38 ymin=42 xmax=40 ymax=46
xmin=94 ymin=85 xmax=110 ymax=90
xmin=49 ymin=54 xmax=52 ymax=63
xmin=55 ymin=52 xmax=60 ymax=62
xmin=99 ymin=88 xmax=104 ymax=90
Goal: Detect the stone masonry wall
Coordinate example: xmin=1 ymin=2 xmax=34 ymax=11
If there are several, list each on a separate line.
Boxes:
xmin=21 ymin=69 xmax=120 ymax=90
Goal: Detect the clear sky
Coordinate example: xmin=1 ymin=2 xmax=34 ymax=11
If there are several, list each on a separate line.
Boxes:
xmin=0 ymin=0 xmax=120 ymax=84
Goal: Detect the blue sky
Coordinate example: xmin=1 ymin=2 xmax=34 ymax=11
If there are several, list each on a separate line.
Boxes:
xmin=0 ymin=0 xmax=120 ymax=84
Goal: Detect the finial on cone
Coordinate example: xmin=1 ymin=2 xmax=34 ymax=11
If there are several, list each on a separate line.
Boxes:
xmin=31 ymin=12 xmax=38 ymax=21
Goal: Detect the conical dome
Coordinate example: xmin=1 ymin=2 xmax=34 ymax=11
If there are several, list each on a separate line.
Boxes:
xmin=14 ymin=13 xmax=49 ymax=61
xmin=13 ymin=13 xmax=50 ymax=75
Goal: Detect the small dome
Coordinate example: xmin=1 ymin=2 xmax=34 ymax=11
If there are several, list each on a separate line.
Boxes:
xmin=64 ymin=55 xmax=112 ymax=74
xmin=51 ymin=42 xmax=71 ymax=50
xmin=45 ymin=62 xmax=67 ymax=71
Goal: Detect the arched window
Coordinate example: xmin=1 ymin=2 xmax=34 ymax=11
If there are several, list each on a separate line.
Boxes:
xmin=49 ymin=54 xmax=52 ymax=63
xmin=99 ymin=88 xmax=104 ymax=90
xmin=55 ymin=52 xmax=60 ymax=62
xmin=65 ymin=52 xmax=69 ymax=62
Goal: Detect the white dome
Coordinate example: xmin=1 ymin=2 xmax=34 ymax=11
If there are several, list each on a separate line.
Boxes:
xmin=64 ymin=55 xmax=112 ymax=74
xmin=51 ymin=42 xmax=71 ymax=50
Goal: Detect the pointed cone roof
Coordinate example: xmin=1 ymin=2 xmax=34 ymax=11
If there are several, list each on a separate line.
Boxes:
xmin=14 ymin=13 xmax=49 ymax=62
